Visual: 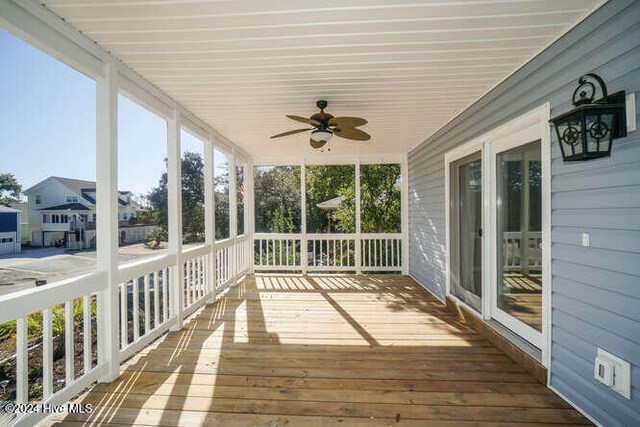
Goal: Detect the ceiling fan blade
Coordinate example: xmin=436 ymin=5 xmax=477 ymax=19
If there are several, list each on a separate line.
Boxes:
xmin=329 ymin=116 xmax=368 ymax=128
xmin=287 ymin=115 xmax=321 ymax=126
xmin=270 ymin=128 xmax=313 ymax=139
xmin=333 ymin=127 xmax=371 ymax=141
xmin=310 ymin=139 xmax=328 ymax=149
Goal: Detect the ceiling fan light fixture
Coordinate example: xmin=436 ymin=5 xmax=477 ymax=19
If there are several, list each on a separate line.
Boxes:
xmin=310 ymin=129 xmax=333 ymax=143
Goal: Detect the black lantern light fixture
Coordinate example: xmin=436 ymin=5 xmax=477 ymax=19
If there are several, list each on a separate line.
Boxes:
xmin=550 ymin=73 xmax=627 ymax=161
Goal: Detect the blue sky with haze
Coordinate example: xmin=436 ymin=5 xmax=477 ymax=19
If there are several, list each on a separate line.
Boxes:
xmin=1 ymin=29 xmax=221 ymax=197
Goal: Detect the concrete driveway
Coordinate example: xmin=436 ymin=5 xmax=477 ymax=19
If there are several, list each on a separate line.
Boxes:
xmin=0 ymin=244 xmax=172 ymax=297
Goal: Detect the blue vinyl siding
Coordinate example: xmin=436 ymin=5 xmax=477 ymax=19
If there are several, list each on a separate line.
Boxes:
xmin=0 ymin=213 xmax=18 ymax=233
xmin=408 ymin=0 xmax=640 ymax=424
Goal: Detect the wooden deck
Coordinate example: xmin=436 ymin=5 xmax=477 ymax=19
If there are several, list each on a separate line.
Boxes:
xmin=46 ymin=275 xmax=589 ymax=426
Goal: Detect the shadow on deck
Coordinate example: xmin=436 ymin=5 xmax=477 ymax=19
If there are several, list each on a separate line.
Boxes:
xmin=45 ymin=275 xmax=589 ymax=426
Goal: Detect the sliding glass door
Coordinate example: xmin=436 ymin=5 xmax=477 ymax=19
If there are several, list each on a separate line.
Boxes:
xmin=450 ymin=152 xmax=483 ymax=312
xmin=446 ymin=106 xmax=549 ymax=356
xmin=492 ymin=140 xmax=543 ymax=346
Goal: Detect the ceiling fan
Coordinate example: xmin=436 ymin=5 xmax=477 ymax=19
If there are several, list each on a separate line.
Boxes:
xmin=271 ymin=100 xmax=370 ymax=150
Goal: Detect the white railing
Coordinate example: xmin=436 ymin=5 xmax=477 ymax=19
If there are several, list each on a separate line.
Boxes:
xmin=0 ymin=272 xmax=107 ymax=427
xmin=254 ymin=234 xmax=302 ymax=271
xmin=307 ymin=234 xmax=356 ymax=271
xmin=503 ymin=231 xmax=542 ymax=273
xmin=254 ymin=232 xmax=403 ymax=273
xmin=215 ymin=235 xmax=251 ymax=294
xmin=235 ymin=234 xmax=252 ymax=279
xmin=117 ymin=254 xmax=176 ymax=360
xmin=361 ymin=234 xmax=403 ymax=272
xmin=0 ymin=234 xmax=252 ymax=426
xmin=182 ymin=245 xmax=212 ymax=318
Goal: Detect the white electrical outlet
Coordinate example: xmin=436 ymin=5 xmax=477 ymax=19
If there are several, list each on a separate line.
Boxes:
xmin=582 ymin=232 xmax=590 ymax=247
xmin=595 ymin=357 xmax=613 ymax=386
xmin=595 ymin=348 xmax=631 ymax=399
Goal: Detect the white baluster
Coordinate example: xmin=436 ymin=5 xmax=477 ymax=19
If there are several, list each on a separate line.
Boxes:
xmin=16 ymin=316 xmax=28 ymax=404
xmin=120 ymin=283 xmax=127 ymax=348
xmin=144 ymin=274 xmax=150 ymax=334
xmin=83 ymin=295 xmax=92 ymax=374
xmin=42 ymin=308 xmax=53 ymax=399
xmin=65 ymin=300 xmax=75 ymax=384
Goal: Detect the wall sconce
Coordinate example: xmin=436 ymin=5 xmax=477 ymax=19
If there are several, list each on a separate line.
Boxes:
xmin=550 ymin=73 xmax=627 ymax=161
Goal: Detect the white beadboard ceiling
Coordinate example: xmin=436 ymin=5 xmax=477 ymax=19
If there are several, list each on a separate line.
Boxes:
xmin=40 ymin=0 xmax=602 ymax=158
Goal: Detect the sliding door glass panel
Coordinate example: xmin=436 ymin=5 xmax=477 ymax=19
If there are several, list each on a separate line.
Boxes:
xmin=450 ymin=153 xmax=482 ymax=311
xmin=496 ymin=140 xmax=542 ymax=332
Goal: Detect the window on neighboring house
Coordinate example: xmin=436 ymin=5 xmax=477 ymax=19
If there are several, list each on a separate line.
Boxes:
xmin=66 ymin=195 xmax=78 ymax=203
xmin=35 ymin=195 xmax=41 ymax=205
xmin=42 ymin=214 xmax=48 ymax=223
xmin=122 ymin=213 xmax=128 ymax=220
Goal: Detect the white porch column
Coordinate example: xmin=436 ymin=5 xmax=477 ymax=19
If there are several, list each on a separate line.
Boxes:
xmin=355 ymin=161 xmax=362 ymax=274
xmin=96 ymin=62 xmax=120 ymax=383
xmin=204 ymin=137 xmax=216 ymax=303
xmin=246 ymin=160 xmax=255 ymax=274
xmin=229 ymin=150 xmax=238 ymax=281
xmin=300 ymin=160 xmax=307 ymax=274
xmin=401 ymin=154 xmax=410 ymax=275
xmin=168 ymin=110 xmax=184 ymax=331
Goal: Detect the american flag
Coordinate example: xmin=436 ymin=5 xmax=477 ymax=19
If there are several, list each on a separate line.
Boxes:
xmin=239 ymin=181 xmax=245 ymax=203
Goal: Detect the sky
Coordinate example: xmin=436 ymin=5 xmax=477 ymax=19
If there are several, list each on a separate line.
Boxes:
xmin=0 ymin=29 xmax=225 ymax=198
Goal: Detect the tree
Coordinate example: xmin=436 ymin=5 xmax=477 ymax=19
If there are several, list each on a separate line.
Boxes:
xmin=360 ymin=164 xmax=401 ymax=233
xmin=214 ymin=161 xmax=230 ymax=240
xmin=147 ymin=152 xmax=206 ymax=242
xmin=0 ymin=173 xmax=22 ymax=206
xmin=254 ymin=166 xmax=301 ymax=233
xmin=181 ymin=152 xmax=205 ymax=242
xmin=147 ymin=164 xmax=169 ymax=229
xmin=305 ymin=165 xmax=355 ymax=233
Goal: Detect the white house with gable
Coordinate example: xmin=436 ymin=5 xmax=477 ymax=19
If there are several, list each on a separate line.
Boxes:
xmin=24 ymin=176 xmax=151 ymax=248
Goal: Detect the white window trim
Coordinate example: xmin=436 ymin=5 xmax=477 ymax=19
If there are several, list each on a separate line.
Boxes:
xmin=444 ymin=104 xmax=552 ymax=376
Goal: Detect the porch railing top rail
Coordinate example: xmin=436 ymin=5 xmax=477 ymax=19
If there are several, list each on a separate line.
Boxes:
xmin=0 ymin=271 xmax=106 ymax=325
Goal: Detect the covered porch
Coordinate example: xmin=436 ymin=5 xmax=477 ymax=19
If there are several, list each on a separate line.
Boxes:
xmin=1 ymin=0 xmax=638 ymax=425
xmin=43 ymin=275 xmax=585 ymax=426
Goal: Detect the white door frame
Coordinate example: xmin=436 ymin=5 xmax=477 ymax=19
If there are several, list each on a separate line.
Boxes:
xmin=444 ymin=104 xmax=552 ymax=370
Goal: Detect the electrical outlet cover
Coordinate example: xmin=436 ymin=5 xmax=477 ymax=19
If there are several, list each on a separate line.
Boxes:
xmin=597 ymin=348 xmax=631 ymax=399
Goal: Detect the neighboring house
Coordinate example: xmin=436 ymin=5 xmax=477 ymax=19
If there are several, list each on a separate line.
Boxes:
xmin=0 ymin=206 xmax=21 ymax=255
xmin=8 ymin=201 xmax=29 ymax=244
xmin=23 ymin=176 xmax=151 ymax=248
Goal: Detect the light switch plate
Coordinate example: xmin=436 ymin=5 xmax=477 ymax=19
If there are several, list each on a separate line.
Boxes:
xmin=582 ymin=233 xmax=590 ymax=247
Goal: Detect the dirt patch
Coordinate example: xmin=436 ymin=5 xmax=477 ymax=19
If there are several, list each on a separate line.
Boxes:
xmin=0 ymin=323 xmax=98 ymax=402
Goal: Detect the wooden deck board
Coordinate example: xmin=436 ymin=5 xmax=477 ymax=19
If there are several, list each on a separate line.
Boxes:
xmin=43 ymin=275 xmax=589 ymax=426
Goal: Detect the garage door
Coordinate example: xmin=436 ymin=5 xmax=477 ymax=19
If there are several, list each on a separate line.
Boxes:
xmin=0 ymin=236 xmax=15 ymax=255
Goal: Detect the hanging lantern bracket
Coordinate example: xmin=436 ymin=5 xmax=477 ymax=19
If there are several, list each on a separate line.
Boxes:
xmin=550 ymin=73 xmax=627 ymax=161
